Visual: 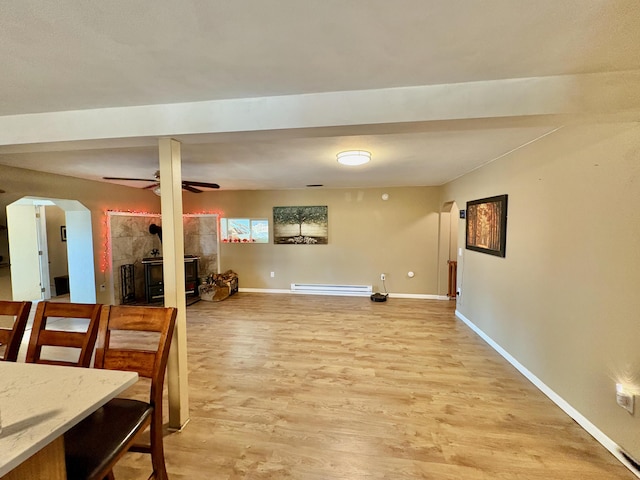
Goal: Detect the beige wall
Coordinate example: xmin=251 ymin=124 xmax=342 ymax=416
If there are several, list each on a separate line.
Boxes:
xmin=185 ymin=186 xmax=443 ymax=295
xmin=441 ymin=122 xmax=640 ymax=459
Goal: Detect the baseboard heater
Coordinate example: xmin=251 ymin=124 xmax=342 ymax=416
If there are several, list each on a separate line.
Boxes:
xmin=290 ymin=283 xmax=373 ymax=296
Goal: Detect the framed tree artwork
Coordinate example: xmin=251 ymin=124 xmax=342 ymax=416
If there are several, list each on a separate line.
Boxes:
xmin=465 ymin=194 xmax=508 ymax=257
xmin=273 ymin=206 xmax=328 ymax=244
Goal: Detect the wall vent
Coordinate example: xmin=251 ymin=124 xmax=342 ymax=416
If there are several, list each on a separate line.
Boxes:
xmin=290 ymin=283 xmax=373 ymax=296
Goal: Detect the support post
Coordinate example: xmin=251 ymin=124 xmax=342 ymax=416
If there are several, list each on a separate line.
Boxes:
xmin=158 ymin=138 xmax=190 ymax=429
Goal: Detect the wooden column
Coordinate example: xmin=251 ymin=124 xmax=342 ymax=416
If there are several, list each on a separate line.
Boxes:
xmin=158 ymin=138 xmax=190 ymax=429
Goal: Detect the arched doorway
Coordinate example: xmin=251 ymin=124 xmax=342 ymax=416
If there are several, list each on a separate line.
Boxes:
xmin=7 ymin=197 xmax=96 ymax=303
xmin=438 ymin=201 xmax=460 ymax=299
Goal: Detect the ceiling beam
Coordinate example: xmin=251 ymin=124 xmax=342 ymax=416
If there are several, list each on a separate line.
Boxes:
xmin=1 ymin=71 xmax=638 ymax=148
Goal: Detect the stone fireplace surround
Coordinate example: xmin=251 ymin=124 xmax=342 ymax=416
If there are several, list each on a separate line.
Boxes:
xmin=108 ymin=212 xmax=218 ymax=304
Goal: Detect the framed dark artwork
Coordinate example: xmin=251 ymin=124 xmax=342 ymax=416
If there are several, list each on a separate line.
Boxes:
xmin=273 ymin=206 xmax=328 ymax=244
xmin=60 ymin=225 xmax=67 ymax=242
xmin=465 ymin=194 xmax=508 ymax=257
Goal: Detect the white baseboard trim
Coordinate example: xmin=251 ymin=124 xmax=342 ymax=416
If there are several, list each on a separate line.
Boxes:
xmin=238 ymin=288 xmax=290 ymax=294
xmin=238 ymin=288 xmax=448 ymax=300
xmin=455 ymin=309 xmax=639 ymax=479
xmin=389 ymin=293 xmax=449 ymax=300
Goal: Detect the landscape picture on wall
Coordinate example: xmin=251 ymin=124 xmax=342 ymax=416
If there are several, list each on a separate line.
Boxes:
xmin=466 ymin=194 xmax=508 ymax=257
xmin=220 ymin=218 xmax=269 ymax=243
xmin=273 ymin=206 xmax=328 ymax=244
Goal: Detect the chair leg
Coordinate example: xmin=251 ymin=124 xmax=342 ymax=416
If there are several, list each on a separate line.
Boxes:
xmin=150 ymin=418 xmax=168 ymax=480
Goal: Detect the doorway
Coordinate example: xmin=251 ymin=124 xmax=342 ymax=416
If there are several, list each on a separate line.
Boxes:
xmin=6 ymin=197 xmax=96 ymax=303
xmin=439 ymin=201 xmax=460 ymax=299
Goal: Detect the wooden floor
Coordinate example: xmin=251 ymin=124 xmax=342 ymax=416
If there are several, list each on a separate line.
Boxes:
xmin=113 ymin=293 xmax=634 ymax=479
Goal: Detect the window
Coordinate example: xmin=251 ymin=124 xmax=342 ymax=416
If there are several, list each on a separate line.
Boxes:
xmin=220 ymin=218 xmax=269 ymax=243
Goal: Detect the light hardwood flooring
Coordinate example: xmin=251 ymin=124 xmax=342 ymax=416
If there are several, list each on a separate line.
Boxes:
xmin=109 ymin=293 xmax=633 ymax=479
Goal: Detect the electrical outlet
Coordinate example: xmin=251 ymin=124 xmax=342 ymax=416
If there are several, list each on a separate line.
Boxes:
xmin=99 ymin=283 xmax=106 ymax=292
xmin=270 ymin=271 xmax=275 ymax=278
xmin=380 ymin=273 xmax=386 ymax=281
xmin=617 ymin=384 xmax=635 ymax=414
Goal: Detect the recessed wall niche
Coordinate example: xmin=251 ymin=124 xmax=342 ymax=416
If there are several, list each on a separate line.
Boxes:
xmin=108 ymin=212 xmax=219 ymax=304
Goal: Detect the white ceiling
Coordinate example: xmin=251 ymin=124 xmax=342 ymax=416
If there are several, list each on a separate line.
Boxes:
xmin=1 ymin=0 xmax=639 ymax=190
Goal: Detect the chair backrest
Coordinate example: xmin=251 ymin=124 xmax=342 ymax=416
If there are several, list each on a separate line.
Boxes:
xmin=0 ymin=300 xmax=32 ymax=362
xmin=26 ymin=301 xmax=102 ymax=367
xmin=94 ymin=305 xmax=177 ymax=407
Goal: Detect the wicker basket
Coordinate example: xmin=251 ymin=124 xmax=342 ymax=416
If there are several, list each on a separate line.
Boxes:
xmin=199 ymin=270 xmax=238 ymax=302
xmin=199 ymin=283 xmax=230 ymax=302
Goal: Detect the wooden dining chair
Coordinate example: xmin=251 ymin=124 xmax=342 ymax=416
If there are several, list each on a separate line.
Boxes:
xmin=0 ymin=300 xmax=32 ymax=362
xmin=26 ymin=301 xmax=102 ymax=367
xmin=64 ymin=305 xmax=177 ymax=480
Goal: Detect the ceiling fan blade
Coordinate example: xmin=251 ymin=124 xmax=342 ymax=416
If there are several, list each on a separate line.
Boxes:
xmin=103 ymin=176 xmax=156 ymax=182
xmin=183 ymin=180 xmax=220 ymax=189
xmin=181 ymin=184 xmax=203 ymax=193
xmin=103 ymin=174 xmax=218 ymax=192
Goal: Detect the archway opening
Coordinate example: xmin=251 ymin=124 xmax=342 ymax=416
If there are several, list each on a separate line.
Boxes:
xmin=438 ymin=201 xmax=460 ymax=299
xmin=7 ymin=197 xmax=95 ymax=303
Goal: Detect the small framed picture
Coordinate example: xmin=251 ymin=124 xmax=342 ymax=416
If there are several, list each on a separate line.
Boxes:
xmin=60 ymin=225 xmax=67 ymax=242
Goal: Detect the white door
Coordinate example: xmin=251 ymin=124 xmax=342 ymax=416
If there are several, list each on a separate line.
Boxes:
xmin=7 ymin=203 xmax=42 ymax=301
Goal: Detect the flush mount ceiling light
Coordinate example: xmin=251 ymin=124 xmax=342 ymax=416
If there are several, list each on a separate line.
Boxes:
xmin=336 ymin=150 xmax=371 ymax=166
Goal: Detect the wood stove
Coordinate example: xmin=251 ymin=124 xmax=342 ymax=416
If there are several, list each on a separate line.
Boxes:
xmin=142 ymin=255 xmax=199 ymax=304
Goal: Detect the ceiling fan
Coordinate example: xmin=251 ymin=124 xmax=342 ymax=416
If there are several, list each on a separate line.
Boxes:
xmin=103 ymin=171 xmax=220 ymax=193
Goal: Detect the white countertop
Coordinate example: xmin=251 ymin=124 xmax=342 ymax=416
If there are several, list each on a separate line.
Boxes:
xmin=0 ymin=362 xmax=138 ymax=476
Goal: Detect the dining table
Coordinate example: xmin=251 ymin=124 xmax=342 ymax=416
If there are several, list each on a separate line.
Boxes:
xmin=0 ymin=361 xmax=138 ymax=479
